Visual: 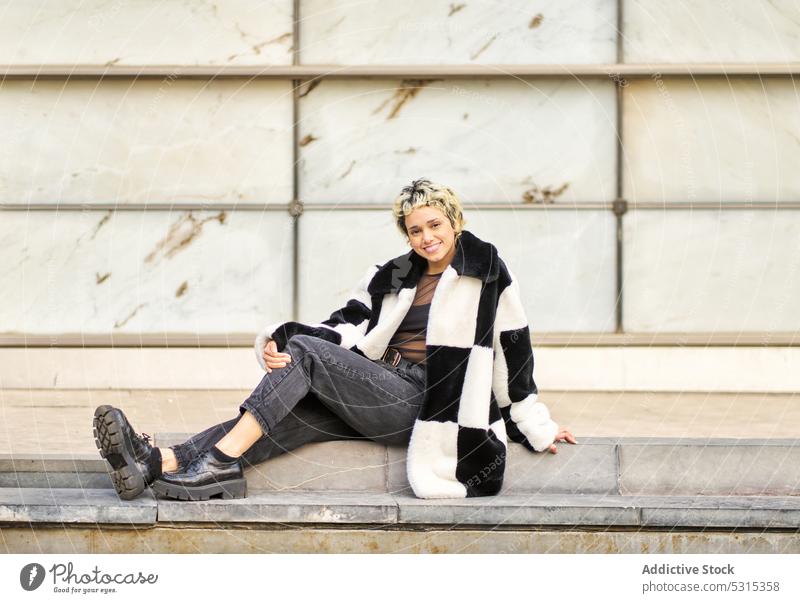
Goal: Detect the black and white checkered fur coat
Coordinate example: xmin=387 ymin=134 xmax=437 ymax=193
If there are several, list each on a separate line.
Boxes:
xmin=254 ymin=230 xmax=558 ymax=498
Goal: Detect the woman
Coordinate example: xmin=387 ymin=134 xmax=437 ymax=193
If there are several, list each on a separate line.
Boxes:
xmin=93 ymin=179 xmax=576 ymax=501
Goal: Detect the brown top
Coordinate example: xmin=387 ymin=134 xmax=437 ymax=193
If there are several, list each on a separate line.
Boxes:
xmin=386 ymin=271 xmax=443 ymax=365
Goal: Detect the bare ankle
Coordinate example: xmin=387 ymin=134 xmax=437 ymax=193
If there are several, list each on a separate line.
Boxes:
xmin=213 ymin=411 xmax=264 ymax=458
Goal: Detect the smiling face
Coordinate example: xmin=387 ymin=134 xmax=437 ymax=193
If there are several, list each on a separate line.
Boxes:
xmin=404 ymin=205 xmax=459 ymax=274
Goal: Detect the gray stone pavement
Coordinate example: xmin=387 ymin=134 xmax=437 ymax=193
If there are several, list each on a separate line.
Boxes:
xmin=1 ymin=388 xmax=797 ymax=455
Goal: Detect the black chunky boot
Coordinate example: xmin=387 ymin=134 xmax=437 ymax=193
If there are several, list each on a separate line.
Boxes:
xmin=93 ymin=405 xmax=159 ymax=500
xmin=151 ymin=448 xmax=246 ymax=501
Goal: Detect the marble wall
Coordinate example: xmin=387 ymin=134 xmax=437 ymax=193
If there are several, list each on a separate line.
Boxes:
xmin=300 ymin=0 xmax=617 ymax=64
xmin=1 ymin=0 xmax=617 ymax=66
xmin=623 ymin=77 xmax=800 ymax=203
xmin=624 ymin=0 xmax=800 ymax=62
xmin=0 ymin=210 xmax=294 ymax=333
xmin=0 ymin=0 xmax=294 ymax=66
xmin=0 ymin=79 xmax=294 ymax=206
xmin=623 ymin=210 xmax=800 ymax=332
xmin=457 ymin=210 xmax=617 ymax=332
xmin=298 ymin=78 xmax=617 ymax=204
xmin=2 ymin=0 xmax=799 ymax=338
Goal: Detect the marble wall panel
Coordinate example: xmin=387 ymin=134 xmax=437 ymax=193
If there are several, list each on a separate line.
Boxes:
xmin=623 ymin=77 xmax=800 ymax=203
xmin=0 ymin=79 xmax=293 ymax=205
xmin=297 ymin=210 xmax=407 ymax=323
xmin=623 ymin=210 xmax=800 ymax=332
xmin=624 ymin=0 xmax=800 ymax=63
xmin=298 ymin=79 xmax=617 ymax=204
xmin=0 ymin=0 xmax=293 ymax=66
xmin=0 ymin=210 xmax=294 ymax=334
xmin=301 ymin=0 xmax=617 ymax=64
xmin=298 ymin=209 xmax=616 ymax=333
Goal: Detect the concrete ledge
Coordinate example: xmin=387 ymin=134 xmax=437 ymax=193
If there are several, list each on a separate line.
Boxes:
xmin=395 ymin=494 xmax=639 ymax=526
xmin=0 ymin=453 xmax=106 ymax=472
xmin=1 ymin=488 xmax=798 ymax=530
xmin=0 ymin=472 xmax=112 ymax=489
xmin=152 ymin=436 xmax=799 ymax=497
xmin=0 ymin=488 xmax=156 ymax=524
xmin=637 ymin=495 xmax=800 ymax=529
xmin=396 ymin=494 xmax=800 ymax=528
xmin=158 ymin=491 xmax=397 ymax=524
xmin=6 ymin=438 xmax=799 ymax=497
xmin=0 ymin=454 xmax=111 ymax=489
xmin=619 ymin=441 xmax=800 ymax=496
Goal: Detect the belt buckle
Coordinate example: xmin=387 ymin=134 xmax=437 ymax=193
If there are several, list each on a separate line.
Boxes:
xmin=382 ymin=347 xmax=402 ymax=367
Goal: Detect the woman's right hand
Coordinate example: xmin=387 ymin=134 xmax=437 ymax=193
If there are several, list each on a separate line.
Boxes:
xmin=262 ymin=340 xmax=292 ymax=373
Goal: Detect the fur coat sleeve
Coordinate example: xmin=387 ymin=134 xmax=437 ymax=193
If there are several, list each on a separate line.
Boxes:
xmin=491 ymin=261 xmax=559 ymax=453
xmin=253 ymin=265 xmax=378 ymax=371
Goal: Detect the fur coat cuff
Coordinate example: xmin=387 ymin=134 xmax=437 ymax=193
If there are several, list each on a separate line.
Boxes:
xmin=510 ymin=395 xmax=559 ymax=452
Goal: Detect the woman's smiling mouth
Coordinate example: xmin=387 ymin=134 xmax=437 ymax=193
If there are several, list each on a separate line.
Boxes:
xmin=424 ymin=242 xmax=442 ymax=254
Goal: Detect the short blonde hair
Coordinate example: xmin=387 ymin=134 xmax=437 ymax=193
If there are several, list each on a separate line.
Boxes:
xmin=392 ymin=178 xmax=466 ymax=240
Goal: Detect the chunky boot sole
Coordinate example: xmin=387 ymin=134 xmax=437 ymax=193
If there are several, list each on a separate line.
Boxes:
xmin=93 ymin=405 xmax=146 ymax=500
xmin=151 ymin=478 xmax=247 ymax=501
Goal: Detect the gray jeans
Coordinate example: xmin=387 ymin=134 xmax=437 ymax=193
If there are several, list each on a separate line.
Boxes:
xmin=171 ymin=334 xmax=427 ymax=469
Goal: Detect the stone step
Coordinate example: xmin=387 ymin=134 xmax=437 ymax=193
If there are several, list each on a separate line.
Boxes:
xmin=1 ymin=487 xmax=798 ymax=530
xmin=0 ymin=487 xmax=155 ymax=524
xmin=0 ymin=454 xmax=111 ymax=489
xmin=152 ymin=435 xmax=800 ymax=496
xmin=157 ymin=492 xmax=800 ymax=529
xmin=2 ymin=437 xmax=799 ymax=496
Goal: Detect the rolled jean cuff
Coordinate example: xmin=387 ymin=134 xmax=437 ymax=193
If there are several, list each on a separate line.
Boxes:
xmin=239 ymin=399 xmax=273 ymax=437
xmin=170 ymin=445 xmax=191 ymax=471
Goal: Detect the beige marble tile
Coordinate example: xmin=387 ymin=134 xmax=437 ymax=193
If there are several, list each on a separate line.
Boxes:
xmin=623 ymin=77 xmax=800 ymax=203
xmin=299 ymin=78 xmax=617 ymax=204
xmin=0 ymin=79 xmax=293 ymax=205
xmin=0 ymin=0 xmax=293 ymax=66
xmin=0 ymin=209 xmax=294 ymax=333
xmin=462 ymin=210 xmax=617 ymax=332
xmin=297 ymin=210 xmax=407 ymax=324
xmin=622 ymin=210 xmax=800 ymax=331
xmin=624 ymin=0 xmax=800 ymax=62
xmin=301 ymin=0 xmax=617 ymax=64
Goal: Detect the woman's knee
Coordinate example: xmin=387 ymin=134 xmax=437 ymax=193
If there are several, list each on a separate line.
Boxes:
xmin=285 ymin=334 xmax=334 ymax=359
xmin=286 ymin=333 xmax=316 ymax=347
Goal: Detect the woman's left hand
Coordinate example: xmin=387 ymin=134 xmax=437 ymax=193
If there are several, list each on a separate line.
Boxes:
xmin=548 ymin=426 xmax=577 ymax=454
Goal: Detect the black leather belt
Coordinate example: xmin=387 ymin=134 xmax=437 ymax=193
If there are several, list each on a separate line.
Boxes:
xmin=381 ymin=347 xmax=403 ymax=367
